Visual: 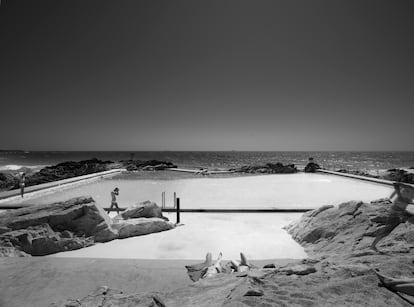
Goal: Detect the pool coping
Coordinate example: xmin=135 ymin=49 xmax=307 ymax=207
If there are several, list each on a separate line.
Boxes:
xmin=0 ymin=168 xmax=125 ymax=206
xmin=317 ymin=169 xmax=414 ymax=188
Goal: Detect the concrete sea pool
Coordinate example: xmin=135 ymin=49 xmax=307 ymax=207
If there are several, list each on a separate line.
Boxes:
xmin=11 ymin=172 xmax=394 ymax=260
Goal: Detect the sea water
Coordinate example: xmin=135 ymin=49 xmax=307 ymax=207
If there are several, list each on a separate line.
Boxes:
xmin=1 ymin=150 xmax=414 ymax=172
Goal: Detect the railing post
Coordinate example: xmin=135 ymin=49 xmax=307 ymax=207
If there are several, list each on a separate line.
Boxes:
xmin=173 ymin=192 xmax=176 ymax=209
xmin=176 ymin=197 xmax=180 ymax=224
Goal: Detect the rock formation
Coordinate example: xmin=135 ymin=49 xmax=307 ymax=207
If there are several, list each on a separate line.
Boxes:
xmin=0 ymin=158 xmax=178 ymax=192
xmin=0 ymin=197 xmax=174 ymax=257
xmin=117 ymin=200 xmax=168 ymax=221
xmin=21 ymin=158 xmax=115 ymax=188
xmin=0 ymin=158 xmax=115 ymax=192
xmin=231 ymin=162 xmax=297 ymax=174
xmin=112 ymin=218 xmax=174 ymax=239
xmin=120 ymin=159 xmax=177 ymax=171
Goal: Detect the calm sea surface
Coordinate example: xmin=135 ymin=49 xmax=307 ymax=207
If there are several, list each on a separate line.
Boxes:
xmin=0 ymin=151 xmax=413 ymax=172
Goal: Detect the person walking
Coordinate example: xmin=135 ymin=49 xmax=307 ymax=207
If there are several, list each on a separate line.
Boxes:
xmin=110 ymin=187 xmax=120 ymax=210
xmin=19 ymin=172 xmax=26 ymax=198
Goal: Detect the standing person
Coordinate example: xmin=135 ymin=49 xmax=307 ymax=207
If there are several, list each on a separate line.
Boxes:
xmin=371 ymin=182 xmax=414 ymax=252
xmin=110 ymin=187 xmax=120 ymax=210
xmin=19 ymin=172 xmax=26 ymax=198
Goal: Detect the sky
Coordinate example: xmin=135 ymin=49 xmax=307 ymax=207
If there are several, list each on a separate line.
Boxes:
xmin=0 ymin=0 xmax=413 ymax=151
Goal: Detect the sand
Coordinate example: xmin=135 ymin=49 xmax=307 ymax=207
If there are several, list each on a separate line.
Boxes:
xmin=0 ymin=257 xmax=297 ymax=307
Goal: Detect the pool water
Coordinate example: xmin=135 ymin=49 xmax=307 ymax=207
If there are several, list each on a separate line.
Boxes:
xmin=13 ymin=173 xmax=393 ymax=210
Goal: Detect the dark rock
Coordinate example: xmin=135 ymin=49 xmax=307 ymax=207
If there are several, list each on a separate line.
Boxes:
xmin=0 ymin=172 xmax=19 ymax=191
xmin=243 ymin=289 xmax=264 ymax=296
xmin=263 ymin=263 xmax=276 ymax=269
xmin=120 ymin=160 xmax=177 ymax=171
xmin=9 ymin=158 xmax=115 ymax=190
xmin=279 ymin=264 xmax=317 ymax=276
xmin=231 ymin=162 xmax=297 ymax=174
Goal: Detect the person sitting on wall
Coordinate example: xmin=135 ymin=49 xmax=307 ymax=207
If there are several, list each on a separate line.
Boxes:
xmin=304 ymin=157 xmax=321 ymax=173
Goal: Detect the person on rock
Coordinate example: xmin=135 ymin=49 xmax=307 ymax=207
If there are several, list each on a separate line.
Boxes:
xmin=304 ymin=157 xmax=320 ymax=173
xmin=371 ymin=182 xmax=414 ymax=252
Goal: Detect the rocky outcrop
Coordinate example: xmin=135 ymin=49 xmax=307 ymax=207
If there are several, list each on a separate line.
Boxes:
xmin=117 ymin=201 xmax=168 ymax=220
xmin=231 ymin=162 xmax=297 ymax=174
xmin=19 ymin=158 xmax=115 ymax=188
xmin=0 ymin=197 xmax=117 ymax=256
xmin=112 ymin=218 xmax=174 ymax=239
xmin=120 ymin=160 xmax=177 ymax=171
xmin=0 ymin=196 xmax=175 ymax=257
xmin=286 ymin=199 xmax=414 ymax=257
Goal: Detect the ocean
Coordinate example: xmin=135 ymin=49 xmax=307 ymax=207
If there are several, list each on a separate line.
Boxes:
xmin=0 ymin=150 xmax=414 ymax=173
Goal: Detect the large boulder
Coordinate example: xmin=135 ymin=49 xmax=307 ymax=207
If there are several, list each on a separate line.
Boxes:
xmin=0 ymin=196 xmax=118 ymax=256
xmin=112 ymin=218 xmax=174 ymax=239
xmin=285 ymin=199 xmax=414 ymax=257
xmin=119 ymin=201 xmax=168 ymax=220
